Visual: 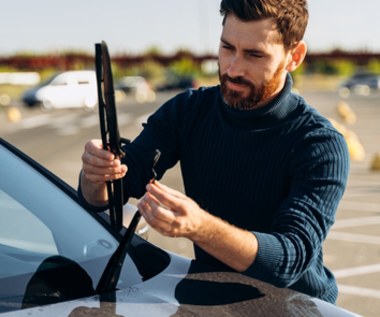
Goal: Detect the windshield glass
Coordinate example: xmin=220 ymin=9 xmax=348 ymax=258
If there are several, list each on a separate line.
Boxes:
xmin=0 ymin=143 xmax=142 ymax=312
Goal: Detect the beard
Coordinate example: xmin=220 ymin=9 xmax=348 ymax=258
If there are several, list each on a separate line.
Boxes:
xmin=219 ymin=63 xmax=285 ymax=111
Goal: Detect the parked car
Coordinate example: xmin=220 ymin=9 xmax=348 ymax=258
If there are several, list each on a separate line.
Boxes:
xmin=115 ymin=76 xmax=156 ymax=103
xmin=0 ymin=138 xmax=360 ymax=316
xmin=339 ymin=72 xmax=380 ymax=97
xmin=21 ymin=70 xmax=98 ymax=110
xmin=156 ymin=73 xmax=196 ymax=92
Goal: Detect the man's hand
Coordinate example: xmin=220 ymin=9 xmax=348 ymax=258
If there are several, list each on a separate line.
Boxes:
xmin=137 ymin=181 xmax=258 ymax=272
xmin=80 ymin=139 xmax=127 ymax=206
xmin=137 ymin=181 xmax=204 ymax=238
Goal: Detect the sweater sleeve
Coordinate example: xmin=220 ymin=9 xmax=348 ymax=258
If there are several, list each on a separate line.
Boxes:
xmin=245 ymin=126 xmax=350 ymax=288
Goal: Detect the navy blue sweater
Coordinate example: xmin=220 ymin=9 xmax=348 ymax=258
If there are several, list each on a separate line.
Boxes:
xmin=88 ymin=75 xmax=350 ymax=303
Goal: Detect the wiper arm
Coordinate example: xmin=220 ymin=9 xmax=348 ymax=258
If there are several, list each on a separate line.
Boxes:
xmin=96 ymin=211 xmax=141 ymax=294
xmin=96 ymin=149 xmax=161 ymax=294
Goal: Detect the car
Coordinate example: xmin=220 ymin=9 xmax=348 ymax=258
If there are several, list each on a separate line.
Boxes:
xmin=0 ymin=137 xmax=361 ymax=317
xmin=338 ymin=72 xmax=380 ymax=97
xmin=21 ymin=70 xmax=98 ymax=110
xmin=156 ymin=73 xmax=196 ymax=92
xmin=114 ymin=76 xmax=156 ymax=103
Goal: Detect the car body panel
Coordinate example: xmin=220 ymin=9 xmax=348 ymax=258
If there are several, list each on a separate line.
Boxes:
xmin=0 ymin=138 xmax=361 ymax=316
xmin=2 ymin=255 xmax=360 ymax=317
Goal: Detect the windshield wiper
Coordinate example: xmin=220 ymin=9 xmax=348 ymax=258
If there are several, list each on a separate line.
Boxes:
xmin=94 ymin=41 xmax=161 ymax=294
xmin=95 ymin=41 xmax=129 ymax=233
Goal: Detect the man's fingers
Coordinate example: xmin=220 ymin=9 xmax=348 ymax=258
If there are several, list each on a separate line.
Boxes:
xmin=140 ymin=193 xmax=177 ymax=224
xmin=81 ymin=156 xmax=127 ymax=183
xmin=154 ymin=181 xmax=186 ymax=199
xmin=82 ymin=165 xmax=126 ymax=182
xmin=82 ymin=150 xmax=121 ymax=168
xmin=84 ymin=139 xmax=115 ymax=160
xmin=81 ymin=139 xmax=128 ymax=183
xmin=147 ymin=181 xmax=186 ymax=211
xmin=138 ymin=194 xmax=180 ymax=241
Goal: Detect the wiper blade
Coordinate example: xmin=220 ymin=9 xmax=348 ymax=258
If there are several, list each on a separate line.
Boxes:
xmin=95 ymin=41 xmax=128 ymax=232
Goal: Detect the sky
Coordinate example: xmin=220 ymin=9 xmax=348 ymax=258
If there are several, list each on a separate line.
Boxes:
xmin=1 ymin=0 xmax=379 ymax=56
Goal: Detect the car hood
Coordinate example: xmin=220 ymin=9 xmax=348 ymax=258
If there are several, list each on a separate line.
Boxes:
xmin=2 ymin=255 xmax=360 ymax=317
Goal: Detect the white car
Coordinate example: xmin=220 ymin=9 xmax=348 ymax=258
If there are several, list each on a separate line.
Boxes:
xmin=21 ymin=70 xmax=98 ymax=110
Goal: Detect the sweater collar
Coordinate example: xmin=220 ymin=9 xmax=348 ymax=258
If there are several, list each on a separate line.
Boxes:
xmin=219 ymin=73 xmax=298 ymax=129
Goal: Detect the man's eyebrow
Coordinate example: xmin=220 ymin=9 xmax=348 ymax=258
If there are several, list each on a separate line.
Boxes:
xmin=220 ymin=37 xmax=233 ymax=47
xmin=220 ymin=37 xmax=266 ymax=55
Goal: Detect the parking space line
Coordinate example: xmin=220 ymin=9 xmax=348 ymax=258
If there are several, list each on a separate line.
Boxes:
xmin=18 ymin=113 xmax=52 ymax=129
xmin=339 ymin=201 xmax=380 ymax=213
xmin=334 ymin=264 xmax=380 ymax=278
xmin=338 ymin=284 xmax=380 ymax=299
xmin=49 ymin=113 xmax=78 ymax=127
xmin=57 ymin=126 xmax=80 ymax=136
xmin=79 ymin=114 xmax=100 ymax=128
xmin=333 ymin=216 xmax=380 ymax=229
xmin=117 ymin=113 xmax=133 ymax=126
xmin=328 ymin=231 xmax=380 ymax=245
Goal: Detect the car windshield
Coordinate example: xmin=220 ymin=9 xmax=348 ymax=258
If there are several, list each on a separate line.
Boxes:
xmin=0 ymin=142 xmax=144 ymax=312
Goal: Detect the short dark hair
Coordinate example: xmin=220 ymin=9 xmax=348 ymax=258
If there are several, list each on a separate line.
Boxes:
xmin=220 ymin=0 xmax=308 ymax=50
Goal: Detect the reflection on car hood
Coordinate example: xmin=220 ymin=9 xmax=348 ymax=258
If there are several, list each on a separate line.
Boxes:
xmin=3 ymin=256 xmax=360 ymax=317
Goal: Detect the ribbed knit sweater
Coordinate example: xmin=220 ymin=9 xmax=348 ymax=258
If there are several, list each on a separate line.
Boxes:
xmin=87 ymin=74 xmax=350 ymax=303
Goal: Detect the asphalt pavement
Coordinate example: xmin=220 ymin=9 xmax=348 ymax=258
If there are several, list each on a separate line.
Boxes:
xmin=147 ymin=90 xmax=380 ymax=317
xmin=1 ymin=89 xmax=379 ymax=317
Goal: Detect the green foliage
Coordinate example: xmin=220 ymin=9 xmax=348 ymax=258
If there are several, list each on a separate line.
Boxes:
xmin=0 ymin=66 xmax=18 ymax=72
xmin=112 ymin=59 xmax=166 ymax=87
xmin=167 ymin=57 xmax=200 ymax=77
xmin=309 ymin=60 xmax=338 ymax=75
xmin=143 ymin=46 xmax=163 ymax=55
xmin=291 ymin=63 xmax=305 ymax=82
xmin=330 ymin=60 xmax=356 ymax=76
xmin=368 ymin=59 xmax=380 ymax=74
xmin=39 ymin=69 xmax=60 ymax=81
xmin=305 ymin=59 xmax=359 ymax=76
xmin=2 ymin=50 xmax=380 ymax=82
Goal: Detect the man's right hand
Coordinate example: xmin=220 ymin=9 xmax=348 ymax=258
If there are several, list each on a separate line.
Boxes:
xmin=80 ymin=139 xmax=128 ymax=206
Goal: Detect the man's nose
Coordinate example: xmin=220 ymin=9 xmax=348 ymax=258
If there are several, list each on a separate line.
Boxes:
xmin=226 ymin=55 xmax=246 ymax=78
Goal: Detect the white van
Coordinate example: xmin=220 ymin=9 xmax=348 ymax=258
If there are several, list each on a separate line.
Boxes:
xmin=22 ymin=70 xmax=98 ymax=110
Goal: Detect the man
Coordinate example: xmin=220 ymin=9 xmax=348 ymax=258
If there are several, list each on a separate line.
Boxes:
xmin=79 ymin=0 xmax=349 ymax=303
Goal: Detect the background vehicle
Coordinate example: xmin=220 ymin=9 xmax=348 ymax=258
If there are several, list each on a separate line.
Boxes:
xmin=339 ymin=72 xmax=380 ymax=97
xmin=156 ymin=72 xmax=196 ymax=92
xmin=21 ymin=70 xmax=98 ymax=110
xmin=115 ymin=76 xmax=156 ymax=103
xmin=0 ymin=138 xmax=360 ymax=316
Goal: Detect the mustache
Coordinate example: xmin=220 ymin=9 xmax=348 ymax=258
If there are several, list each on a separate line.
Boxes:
xmin=221 ymin=74 xmax=252 ymax=86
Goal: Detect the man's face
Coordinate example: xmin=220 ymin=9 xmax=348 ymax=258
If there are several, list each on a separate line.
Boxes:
xmin=218 ymin=15 xmax=290 ymax=110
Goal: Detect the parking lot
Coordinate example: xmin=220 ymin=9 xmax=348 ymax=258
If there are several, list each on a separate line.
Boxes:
xmin=149 ymin=90 xmax=380 ymax=317
xmin=1 ymin=87 xmax=379 ymax=316
xmin=320 ymin=93 xmax=380 ymax=316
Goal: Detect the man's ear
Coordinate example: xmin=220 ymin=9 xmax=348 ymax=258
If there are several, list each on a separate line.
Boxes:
xmin=286 ymin=40 xmax=307 ymax=72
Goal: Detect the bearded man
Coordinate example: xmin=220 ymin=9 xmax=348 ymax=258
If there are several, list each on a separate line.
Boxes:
xmin=79 ymin=0 xmax=349 ymax=303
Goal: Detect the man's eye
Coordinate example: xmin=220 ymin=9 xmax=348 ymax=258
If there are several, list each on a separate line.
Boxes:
xmin=248 ymin=52 xmax=263 ymax=58
xmin=221 ymin=44 xmax=233 ymax=50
